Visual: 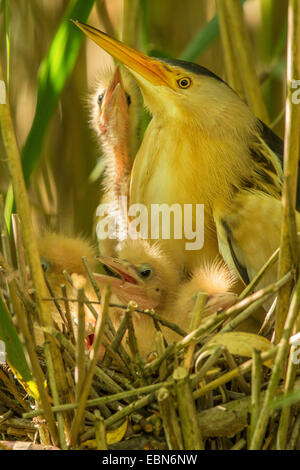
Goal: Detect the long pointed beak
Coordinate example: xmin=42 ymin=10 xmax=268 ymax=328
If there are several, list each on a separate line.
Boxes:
xmin=93 ymin=256 xmax=159 ymax=309
xmin=72 ymin=20 xmax=176 ymax=90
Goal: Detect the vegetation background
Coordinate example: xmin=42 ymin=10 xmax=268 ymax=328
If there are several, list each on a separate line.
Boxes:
xmin=0 ymin=0 xmax=289 ymax=240
xmin=0 ymin=0 xmax=299 ymax=451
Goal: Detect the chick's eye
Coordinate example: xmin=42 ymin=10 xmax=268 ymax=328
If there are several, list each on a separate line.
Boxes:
xmin=137 ymin=264 xmax=154 ymax=280
xmin=177 ymin=77 xmax=192 ymax=89
xmin=97 ymin=94 xmax=104 ymax=105
xmin=139 ymin=269 xmax=152 ymax=279
xmin=41 ymin=259 xmax=51 ymax=272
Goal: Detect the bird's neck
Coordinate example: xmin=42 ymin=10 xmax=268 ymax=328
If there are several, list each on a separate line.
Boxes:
xmin=130 ymin=116 xmax=254 ymax=212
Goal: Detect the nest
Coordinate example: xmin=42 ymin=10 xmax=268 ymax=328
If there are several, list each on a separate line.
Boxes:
xmin=1 ymin=238 xmax=300 ymax=451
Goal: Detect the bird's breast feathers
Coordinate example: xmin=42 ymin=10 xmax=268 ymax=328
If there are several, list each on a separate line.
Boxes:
xmin=129 ymin=118 xmax=251 ymax=210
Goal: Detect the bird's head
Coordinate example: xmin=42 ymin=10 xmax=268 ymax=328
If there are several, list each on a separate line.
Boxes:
xmin=90 ymin=65 xmax=142 ymax=157
xmin=93 ymin=239 xmax=179 ymax=310
xmin=74 ymin=21 xmax=257 ymax=136
xmin=37 ymin=232 xmax=98 ymax=288
xmin=175 ymin=259 xmax=237 ymax=317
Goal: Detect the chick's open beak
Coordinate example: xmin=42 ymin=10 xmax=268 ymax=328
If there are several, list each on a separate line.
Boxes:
xmin=72 ymin=20 xmax=176 ymax=90
xmin=101 ymin=66 xmax=124 ymax=109
xmin=93 ymin=256 xmax=159 ymax=309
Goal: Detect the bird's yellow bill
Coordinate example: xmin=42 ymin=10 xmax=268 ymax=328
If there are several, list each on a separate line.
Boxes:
xmin=72 ymin=20 xmax=176 ymax=90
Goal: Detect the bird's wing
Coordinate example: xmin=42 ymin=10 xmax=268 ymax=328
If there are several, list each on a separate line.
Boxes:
xmin=213 ymin=192 xmax=286 ymax=287
xmin=258 ymin=120 xmax=300 ymax=211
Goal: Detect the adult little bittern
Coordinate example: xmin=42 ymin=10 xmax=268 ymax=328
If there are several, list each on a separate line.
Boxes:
xmin=73 ymin=21 xmax=300 ymax=289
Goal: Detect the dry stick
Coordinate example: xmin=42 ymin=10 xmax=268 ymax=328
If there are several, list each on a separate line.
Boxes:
xmin=94 ymin=411 xmax=107 ymax=450
xmin=0 ymin=61 xmax=71 ymax=444
xmin=62 ymin=269 xmax=132 ymax=370
xmin=42 ymin=295 xmax=188 ymax=338
xmin=0 ymin=369 xmax=28 ymax=412
xmin=0 ymin=258 xmax=55 ymax=445
xmin=70 ymin=288 xmax=111 ymax=447
xmin=82 ymin=256 xmax=115 ymax=337
xmin=250 ymin=277 xmax=300 ymax=450
xmin=221 ymin=294 xmax=271 ymax=333
xmin=179 ymin=274 xmax=290 ymax=353
xmin=287 ymin=411 xmax=300 ymax=449
xmin=0 ymin=195 xmax=12 ymax=266
xmin=52 ymin=330 xmax=124 ymax=396
xmin=11 ymin=215 xmax=37 ymax=339
xmin=0 ymin=195 xmax=14 ymax=312
xmin=221 ymin=272 xmax=292 ymax=333
xmin=193 ymin=347 xmax=277 ymax=400
xmin=102 ymin=314 xmax=131 ymax=369
xmin=216 ymin=0 xmax=245 ymax=99
xmin=75 ymin=286 xmax=86 ymax=404
xmin=275 ymin=0 xmax=300 ymax=344
xmin=0 ymin=390 xmax=24 ymax=416
xmin=63 ymin=270 xmax=98 ymax=321
xmin=157 ymin=387 xmax=184 ymax=450
xmin=125 ymin=301 xmax=145 ymax=374
xmin=259 ymin=297 xmax=277 ymax=336
xmin=23 ymin=380 xmax=172 ymax=420
xmin=173 ymin=367 xmax=204 ymax=450
xmin=250 ymin=349 xmax=262 ymax=444
xmin=193 ymin=346 xmax=224 ymax=383
xmin=183 ymin=292 xmax=207 ymax=371
xmin=239 ymin=248 xmax=280 ymax=300
xmin=231 ymin=439 xmax=246 ymax=450
xmin=44 ymin=275 xmax=68 ymax=330
xmin=156 ymin=331 xmax=167 ymax=381
xmin=223 ymin=0 xmax=269 ymax=123
xmin=276 ymin=313 xmax=300 ymax=449
xmin=222 ymin=347 xmax=250 ymax=394
xmin=11 ymin=215 xmax=28 ymax=289
xmin=61 ymin=285 xmax=75 ymax=345
xmin=144 ymin=274 xmax=289 ymax=377
xmin=103 ymin=393 xmax=155 ymax=432
xmin=0 ymin=287 xmax=58 ymax=444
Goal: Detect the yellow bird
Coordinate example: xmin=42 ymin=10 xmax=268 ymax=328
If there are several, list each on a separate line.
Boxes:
xmin=90 ymin=66 xmax=141 ymax=256
xmin=94 ymin=239 xmax=237 ymax=359
xmin=90 ymin=66 xmax=141 ymax=198
xmin=37 ymin=231 xmax=99 ymax=332
xmin=73 ymin=21 xmax=299 ymax=290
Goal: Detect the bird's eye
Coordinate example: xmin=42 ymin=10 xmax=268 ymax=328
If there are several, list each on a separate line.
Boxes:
xmin=137 ymin=264 xmax=154 ymax=280
xmin=41 ymin=258 xmax=51 ymax=272
xmin=125 ymin=93 xmax=131 ymax=106
xmin=177 ymin=77 xmax=192 ymax=89
xmin=97 ymin=94 xmax=104 ymax=105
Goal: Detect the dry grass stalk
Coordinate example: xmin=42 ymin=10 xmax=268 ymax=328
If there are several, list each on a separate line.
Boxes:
xmin=221 ymin=0 xmax=270 ymax=123
xmin=0 ymin=59 xmax=71 ymax=445
xmin=275 ymin=0 xmax=300 ymax=343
